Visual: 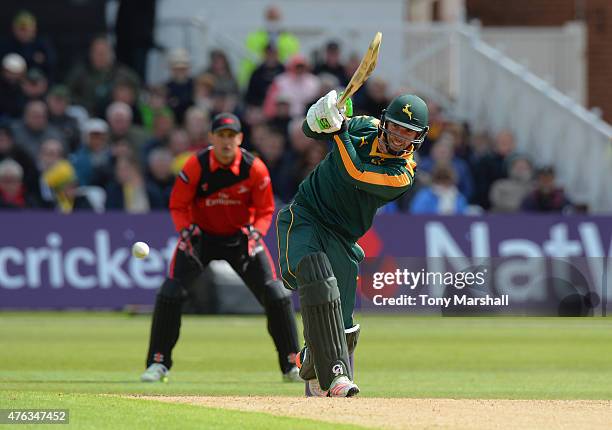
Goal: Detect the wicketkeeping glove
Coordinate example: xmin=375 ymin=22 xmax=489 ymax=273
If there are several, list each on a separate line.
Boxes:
xmin=178 ymin=224 xmax=201 ymax=253
xmin=241 ymin=225 xmax=263 ymax=257
xmin=306 ymin=90 xmax=344 ymax=133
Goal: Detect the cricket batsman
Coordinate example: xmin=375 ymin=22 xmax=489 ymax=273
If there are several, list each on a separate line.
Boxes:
xmin=141 ymin=112 xmax=301 ymax=383
xmin=277 ymin=90 xmax=429 ymax=396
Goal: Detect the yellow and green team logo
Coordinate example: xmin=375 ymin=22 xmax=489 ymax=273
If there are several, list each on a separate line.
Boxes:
xmin=402 ymin=104 xmax=413 ymax=120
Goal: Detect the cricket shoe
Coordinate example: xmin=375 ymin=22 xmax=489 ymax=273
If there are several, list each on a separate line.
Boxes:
xmin=282 ymin=366 xmax=301 ymax=382
xmin=305 ymin=379 xmax=329 ymax=397
xmin=327 ymin=375 xmax=359 ymax=397
xmin=140 ymin=363 xmax=169 ymax=382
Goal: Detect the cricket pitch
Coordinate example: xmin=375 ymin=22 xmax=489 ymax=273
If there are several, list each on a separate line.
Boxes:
xmin=137 ymin=396 xmax=612 ymax=429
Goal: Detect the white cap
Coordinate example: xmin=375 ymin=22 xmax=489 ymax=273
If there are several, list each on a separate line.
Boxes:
xmin=85 ymin=118 xmax=109 ymax=134
xmin=2 ymin=53 xmax=26 ymax=74
xmin=168 ymin=48 xmax=190 ymax=67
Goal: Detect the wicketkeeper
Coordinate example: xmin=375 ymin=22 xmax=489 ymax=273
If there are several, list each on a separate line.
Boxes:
xmin=141 ymin=113 xmax=301 ymax=383
xmin=277 ymin=91 xmax=429 ymax=396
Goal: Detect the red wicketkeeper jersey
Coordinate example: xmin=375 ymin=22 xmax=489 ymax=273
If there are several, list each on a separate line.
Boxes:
xmin=169 ymin=147 xmax=275 ymax=236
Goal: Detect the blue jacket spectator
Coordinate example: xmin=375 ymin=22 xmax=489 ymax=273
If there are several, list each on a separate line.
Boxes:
xmin=71 ymin=119 xmax=113 ymax=187
xmin=418 ymin=133 xmax=474 ymax=200
xmin=410 ymin=163 xmax=468 ymax=215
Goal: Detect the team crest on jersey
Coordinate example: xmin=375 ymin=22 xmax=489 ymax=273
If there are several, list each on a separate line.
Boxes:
xmin=201 ymin=183 xmax=208 ymax=192
xmin=402 ymin=104 xmax=413 ymax=120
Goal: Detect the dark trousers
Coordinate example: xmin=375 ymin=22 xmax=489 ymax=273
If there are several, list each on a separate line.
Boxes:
xmin=146 ymin=231 xmax=299 ymax=373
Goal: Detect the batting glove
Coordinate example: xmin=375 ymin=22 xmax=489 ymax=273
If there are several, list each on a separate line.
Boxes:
xmin=306 ymin=90 xmax=344 ymax=133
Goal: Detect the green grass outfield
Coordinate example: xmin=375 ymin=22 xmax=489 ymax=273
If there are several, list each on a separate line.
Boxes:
xmin=2 ymin=312 xmax=612 ymax=428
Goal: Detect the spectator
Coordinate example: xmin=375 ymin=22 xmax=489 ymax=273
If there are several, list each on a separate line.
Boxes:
xmin=209 ymin=90 xmax=240 ymax=119
xmin=37 ymin=138 xmax=64 ymax=171
xmin=410 ymin=163 xmax=468 ymax=215
xmin=139 ymin=85 xmax=173 ymax=131
xmin=106 ymin=101 xmax=150 ymax=154
xmin=141 ymin=110 xmax=175 ymax=163
xmin=267 ymin=94 xmax=292 ymax=141
xmin=295 ymin=140 xmax=327 ymax=185
xmin=314 ymin=41 xmax=348 ymax=85
xmin=263 ymin=55 xmax=319 ymax=118
xmin=66 ymin=36 xmax=139 ymax=116
xmin=0 ymin=11 xmax=56 ymax=80
xmin=0 ymin=159 xmax=25 ymax=208
xmin=471 ymin=129 xmax=516 ymax=210
xmin=184 ymin=106 xmax=209 ymax=151
xmin=0 ymin=53 xmax=26 ymax=120
xmin=445 ymin=121 xmax=472 ymax=162
xmin=489 ymin=154 xmax=534 ymax=212
xmin=21 ymin=68 xmax=48 ymax=102
xmin=0 ymin=123 xmax=39 ymax=197
xmin=105 ymin=155 xmax=164 ymax=212
xmin=109 ymin=79 xmax=142 ymax=125
xmin=167 ymin=128 xmax=192 ymax=174
xmin=344 ymin=52 xmax=361 ymax=81
xmin=418 ymin=133 xmax=474 ymax=200
xmin=245 ymin=44 xmax=285 ymax=107
xmin=146 ymin=148 xmax=174 ymax=207
xmin=204 ymin=49 xmax=239 ymax=96
xmin=354 ymin=77 xmax=389 ymax=117
xmin=11 ymin=100 xmax=64 ymax=159
xmin=287 ymin=117 xmax=316 ymax=160
xmin=36 ymin=138 xmax=65 ymax=207
xmin=165 ymin=48 xmax=193 ymax=124
xmin=254 ymin=127 xmax=293 ymax=202
xmin=192 ymin=73 xmax=216 ymax=112
xmin=47 ymin=85 xmax=80 ymax=153
xmin=71 ymin=118 xmax=113 ymax=187
xmin=111 ymin=138 xmax=136 ymax=161
xmin=239 ymin=4 xmax=300 ymax=87
xmin=0 ymin=158 xmax=38 ymax=208
xmin=467 ymin=131 xmax=493 ymax=172
xmin=114 ymin=0 xmax=156 ymax=81
xmin=43 ymin=159 xmax=94 ymax=213
xmin=521 ymin=166 xmax=572 ymax=213
xmin=306 ymin=73 xmax=340 ymax=109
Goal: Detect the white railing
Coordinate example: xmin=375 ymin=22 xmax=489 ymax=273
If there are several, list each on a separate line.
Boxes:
xmin=456 ymin=29 xmax=612 ymax=213
xmin=478 ymin=22 xmax=587 ymax=105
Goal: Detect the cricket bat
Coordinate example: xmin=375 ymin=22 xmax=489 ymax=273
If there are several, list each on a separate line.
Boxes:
xmin=336 ymin=31 xmax=382 ymax=109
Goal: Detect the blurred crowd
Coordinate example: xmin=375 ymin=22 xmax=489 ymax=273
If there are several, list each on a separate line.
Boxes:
xmin=0 ymin=7 xmax=579 ymax=215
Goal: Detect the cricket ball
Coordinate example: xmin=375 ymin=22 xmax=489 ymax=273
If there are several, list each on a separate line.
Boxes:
xmin=132 ymin=241 xmax=150 ymax=259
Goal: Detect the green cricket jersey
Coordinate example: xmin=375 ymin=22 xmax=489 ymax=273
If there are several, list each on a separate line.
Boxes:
xmin=294 ymin=115 xmax=416 ymax=242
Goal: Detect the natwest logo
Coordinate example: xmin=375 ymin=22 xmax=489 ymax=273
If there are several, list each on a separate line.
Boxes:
xmin=424 ymin=221 xmax=610 ymax=259
xmin=423 ymin=221 xmax=612 ymax=302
